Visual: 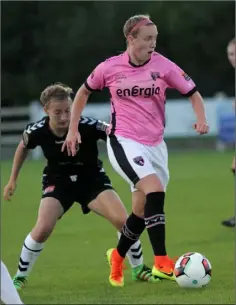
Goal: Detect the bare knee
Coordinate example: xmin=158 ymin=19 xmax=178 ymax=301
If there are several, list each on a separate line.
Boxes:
xmin=30 ymin=197 xmax=63 ymax=243
xmin=136 ymin=174 xmax=164 ymax=194
xmin=90 ymin=190 xmax=128 ymax=231
xmin=132 ymin=191 xmax=145 ymax=218
xmin=133 ymin=206 xmax=144 ymax=218
xmin=110 ymin=213 xmax=128 ymax=232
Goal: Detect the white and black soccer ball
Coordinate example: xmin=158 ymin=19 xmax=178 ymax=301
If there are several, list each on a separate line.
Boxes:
xmin=174 ymin=252 xmax=212 ymax=288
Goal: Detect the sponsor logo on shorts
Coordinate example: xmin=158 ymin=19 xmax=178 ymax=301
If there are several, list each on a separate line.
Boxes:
xmin=44 ymin=185 xmax=55 ymax=194
xmin=133 ymin=156 xmax=145 ymax=166
xmin=70 ymin=175 xmax=77 ymax=182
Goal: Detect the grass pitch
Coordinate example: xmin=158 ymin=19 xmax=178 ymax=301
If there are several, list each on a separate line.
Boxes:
xmin=1 ymin=151 xmax=235 ymax=304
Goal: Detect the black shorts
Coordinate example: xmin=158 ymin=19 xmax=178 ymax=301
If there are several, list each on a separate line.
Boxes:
xmin=41 ymin=169 xmax=113 ymax=215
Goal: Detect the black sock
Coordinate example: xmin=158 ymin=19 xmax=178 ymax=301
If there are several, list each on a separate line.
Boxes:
xmin=232 ymin=168 xmax=235 ymax=175
xmin=117 ymin=213 xmax=145 ymax=258
xmin=144 ymin=192 xmax=166 ymax=256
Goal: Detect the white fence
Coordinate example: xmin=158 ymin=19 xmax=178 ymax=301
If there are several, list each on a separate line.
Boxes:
xmin=1 ymin=106 xmax=29 ymax=145
xmin=1 ymin=96 xmax=234 ymax=159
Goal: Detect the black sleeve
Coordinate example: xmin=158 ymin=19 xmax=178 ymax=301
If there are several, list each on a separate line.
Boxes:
xmin=22 ymin=123 xmax=42 ymax=149
xmin=181 ymin=86 xmax=198 ymax=97
xmin=79 ymin=117 xmax=109 ymax=142
xmin=95 ymin=120 xmax=110 ymax=141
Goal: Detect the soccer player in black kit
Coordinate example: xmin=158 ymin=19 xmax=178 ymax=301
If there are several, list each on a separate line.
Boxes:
xmin=3 ymin=83 xmax=159 ymax=290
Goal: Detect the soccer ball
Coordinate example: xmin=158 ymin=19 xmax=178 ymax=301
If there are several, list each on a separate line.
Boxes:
xmin=174 ymin=252 xmax=212 ymax=288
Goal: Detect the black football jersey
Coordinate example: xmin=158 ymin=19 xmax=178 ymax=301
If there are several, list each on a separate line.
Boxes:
xmin=22 ymin=116 xmax=109 ymax=176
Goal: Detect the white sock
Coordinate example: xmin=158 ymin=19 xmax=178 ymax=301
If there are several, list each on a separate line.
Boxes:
xmin=117 ymin=232 xmax=143 ymax=268
xmin=1 ymin=261 xmax=24 ymax=304
xmin=16 ymin=233 xmax=44 ymax=277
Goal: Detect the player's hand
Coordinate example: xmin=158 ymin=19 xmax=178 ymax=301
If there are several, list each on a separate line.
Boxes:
xmin=192 ymin=121 xmax=209 ymax=135
xmin=4 ymin=180 xmax=17 ymax=201
xmin=61 ymin=129 xmax=81 ymax=156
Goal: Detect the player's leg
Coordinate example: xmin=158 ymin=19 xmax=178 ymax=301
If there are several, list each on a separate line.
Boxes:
xmin=106 ymin=136 xmax=157 ymax=285
xmin=107 ymin=136 xmax=174 ymax=282
xmin=77 ymin=171 xmax=147 ymax=286
xmin=1 ymin=261 xmax=24 ymax=304
xmin=135 ymin=140 xmax=175 ymax=280
xmin=13 ymin=197 xmax=64 ymax=289
xmin=87 ymin=189 xmax=159 ymax=285
xmin=107 ymin=136 xmax=148 ymax=261
xmin=222 ymin=157 xmax=235 ymax=227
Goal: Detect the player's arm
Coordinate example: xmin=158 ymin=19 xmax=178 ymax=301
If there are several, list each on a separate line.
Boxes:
xmin=69 ymin=85 xmax=92 ymax=134
xmin=4 ymin=125 xmax=39 ymax=201
xmin=188 ymin=91 xmax=208 ymax=134
xmin=165 ymin=63 xmax=208 ymax=135
xmin=69 ymin=62 xmax=105 ymax=133
xmin=3 ymin=140 xmax=29 ymax=201
xmin=63 ymin=61 xmax=106 ymax=156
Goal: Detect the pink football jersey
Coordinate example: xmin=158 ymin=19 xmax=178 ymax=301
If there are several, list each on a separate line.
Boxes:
xmin=85 ymin=51 xmax=196 ymax=145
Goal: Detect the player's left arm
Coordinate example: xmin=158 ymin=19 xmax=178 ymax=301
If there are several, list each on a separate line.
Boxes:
xmin=165 ymin=63 xmax=209 ymax=135
xmin=188 ymin=91 xmax=209 ymax=134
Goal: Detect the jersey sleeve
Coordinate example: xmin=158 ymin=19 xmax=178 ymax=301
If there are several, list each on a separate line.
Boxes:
xmin=164 ymin=62 xmax=197 ymax=97
xmin=79 ymin=117 xmax=109 ymax=141
xmin=22 ymin=123 xmax=41 ymax=149
xmin=84 ymin=62 xmax=106 ymax=92
xmin=95 ymin=120 xmax=110 ymax=141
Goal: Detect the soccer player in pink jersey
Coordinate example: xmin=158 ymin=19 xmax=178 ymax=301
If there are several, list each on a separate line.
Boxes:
xmin=62 ymin=14 xmax=209 ymax=286
xmin=222 ymin=37 xmax=235 ymax=228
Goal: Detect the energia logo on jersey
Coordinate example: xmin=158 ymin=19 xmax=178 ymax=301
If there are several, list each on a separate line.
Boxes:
xmin=116 ymin=84 xmax=160 ymax=98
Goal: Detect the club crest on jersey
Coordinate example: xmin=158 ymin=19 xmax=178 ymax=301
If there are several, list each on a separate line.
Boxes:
xmin=133 ymin=156 xmax=145 ymax=166
xmin=150 ymin=71 xmax=160 ymax=81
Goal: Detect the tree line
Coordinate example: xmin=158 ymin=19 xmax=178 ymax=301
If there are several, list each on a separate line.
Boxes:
xmin=2 ymin=1 xmax=235 ymax=106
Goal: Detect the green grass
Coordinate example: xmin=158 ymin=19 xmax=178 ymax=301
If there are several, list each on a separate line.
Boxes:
xmin=1 ymin=151 xmax=235 ymax=304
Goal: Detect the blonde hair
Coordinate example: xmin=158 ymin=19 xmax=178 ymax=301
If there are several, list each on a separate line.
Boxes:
xmin=40 ymin=83 xmax=73 ymax=106
xmin=123 ymin=14 xmax=151 ymax=38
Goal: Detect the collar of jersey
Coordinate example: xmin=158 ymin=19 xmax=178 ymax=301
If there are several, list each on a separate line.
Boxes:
xmin=124 ymin=51 xmax=151 ymax=68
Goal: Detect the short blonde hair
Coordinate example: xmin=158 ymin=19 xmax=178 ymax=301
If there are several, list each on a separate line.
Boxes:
xmin=40 ymin=83 xmax=73 ymax=106
xmin=123 ymin=14 xmax=151 ymax=38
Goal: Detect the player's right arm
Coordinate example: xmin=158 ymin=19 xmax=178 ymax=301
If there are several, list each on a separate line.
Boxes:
xmin=3 ymin=140 xmax=29 ymax=201
xmin=4 ymin=124 xmax=39 ymax=201
xmin=62 ymin=62 xmax=106 ymax=156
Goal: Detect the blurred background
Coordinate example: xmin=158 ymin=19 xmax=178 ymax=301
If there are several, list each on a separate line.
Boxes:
xmin=1 ymin=0 xmax=235 ymax=158
xmin=1 ymin=2 xmax=235 ymax=304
